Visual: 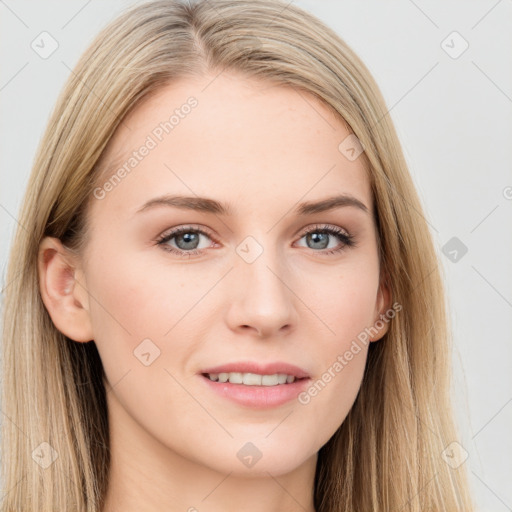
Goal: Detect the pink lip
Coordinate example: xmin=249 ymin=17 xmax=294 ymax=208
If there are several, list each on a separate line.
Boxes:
xmin=199 ymin=374 xmax=311 ymax=409
xmin=200 ymin=361 xmax=310 ymax=379
xmin=198 ymin=361 xmax=311 ymax=409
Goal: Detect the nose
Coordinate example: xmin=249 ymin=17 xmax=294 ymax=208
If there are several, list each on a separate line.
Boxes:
xmin=225 ymin=244 xmax=299 ymax=338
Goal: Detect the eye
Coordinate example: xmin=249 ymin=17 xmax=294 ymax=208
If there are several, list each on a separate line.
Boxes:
xmin=295 ymin=224 xmax=356 ymax=255
xmin=156 ymin=225 xmax=216 ymax=258
xmin=155 ymin=223 xmax=356 ymax=258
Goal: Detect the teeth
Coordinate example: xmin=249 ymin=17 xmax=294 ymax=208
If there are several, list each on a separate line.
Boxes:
xmin=206 ymin=372 xmax=297 ymax=385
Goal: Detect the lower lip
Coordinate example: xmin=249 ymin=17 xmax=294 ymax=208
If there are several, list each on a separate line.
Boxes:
xmin=199 ymin=374 xmax=311 ymax=409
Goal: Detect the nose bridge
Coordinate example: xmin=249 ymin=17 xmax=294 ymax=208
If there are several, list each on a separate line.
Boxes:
xmin=236 ymin=232 xmax=288 ymax=300
xmin=228 ymin=232 xmax=297 ymax=335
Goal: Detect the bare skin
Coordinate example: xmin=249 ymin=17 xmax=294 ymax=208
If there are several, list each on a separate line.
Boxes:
xmin=38 ymin=71 xmax=391 ymax=512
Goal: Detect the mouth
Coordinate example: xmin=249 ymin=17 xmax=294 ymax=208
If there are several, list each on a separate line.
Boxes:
xmin=198 ymin=362 xmax=311 ymax=408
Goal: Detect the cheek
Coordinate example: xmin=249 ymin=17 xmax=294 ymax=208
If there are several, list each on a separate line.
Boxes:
xmin=86 ymin=254 xmax=160 ymax=341
xmin=85 ymin=244 xmax=201 ymax=342
xmin=83 ymin=247 xmax=181 ymax=384
xmin=296 ymin=320 xmax=371 ymax=448
xmin=293 ymin=258 xmax=379 ymax=434
xmin=84 ymin=243 xmax=219 ymax=401
xmin=300 ymin=252 xmax=380 ymax=342
xmin=84 ymin=248 xmax=203 ymax=432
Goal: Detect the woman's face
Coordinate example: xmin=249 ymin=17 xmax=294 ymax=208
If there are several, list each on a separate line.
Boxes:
xmin=62 ymin=72 xmax=390 ymax=476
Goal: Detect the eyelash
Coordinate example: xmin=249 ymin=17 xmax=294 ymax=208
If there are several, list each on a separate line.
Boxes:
xmin=155 ymin=223 xmax=356 ymax=258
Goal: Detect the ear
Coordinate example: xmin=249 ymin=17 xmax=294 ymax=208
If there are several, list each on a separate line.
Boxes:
xmin=38 ymin=236 xmax=94 ymax=342
xmin=370 ymin=272 xmax=393 ymax=342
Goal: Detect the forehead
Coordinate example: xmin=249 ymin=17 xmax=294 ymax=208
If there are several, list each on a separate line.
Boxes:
xmin=92 ymin=72 xmax=372 ymax=219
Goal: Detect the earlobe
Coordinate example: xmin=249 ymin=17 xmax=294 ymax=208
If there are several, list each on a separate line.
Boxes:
xmin=38 ymin=236 xmax=94 ymax=343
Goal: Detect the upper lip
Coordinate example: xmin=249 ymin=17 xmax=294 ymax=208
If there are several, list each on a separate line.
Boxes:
xmin=200 ymin=361 xmax=310 ymax=379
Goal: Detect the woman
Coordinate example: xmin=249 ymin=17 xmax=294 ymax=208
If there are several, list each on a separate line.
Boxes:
xmin=1 ymin=0 xmax=474 ymax=510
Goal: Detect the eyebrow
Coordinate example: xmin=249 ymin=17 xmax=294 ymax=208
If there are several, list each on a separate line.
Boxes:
xmin=136 ymin=193 xmax=371 ymax=216
xmin=135 ymin=193 xmax=369 ymax=217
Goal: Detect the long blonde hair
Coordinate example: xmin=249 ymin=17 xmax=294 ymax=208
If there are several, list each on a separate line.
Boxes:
xmin=1 ymin=0 xmax=474 ymax=510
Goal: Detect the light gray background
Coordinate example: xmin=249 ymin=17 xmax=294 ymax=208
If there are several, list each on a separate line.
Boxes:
xmin=1 ymin=1 xmax=511 ymax=510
